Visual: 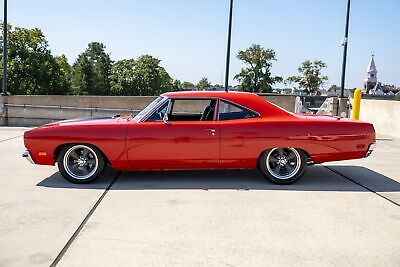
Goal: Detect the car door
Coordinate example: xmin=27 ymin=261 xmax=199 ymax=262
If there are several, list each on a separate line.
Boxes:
xmin=126 ymin=98 xmax=220 ymax=170
xmin=217 ymin=99 xmax=261 ymax=169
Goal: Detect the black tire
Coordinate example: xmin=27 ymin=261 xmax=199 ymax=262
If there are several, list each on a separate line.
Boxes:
xmin=57 ymin=144 xmax=105 ymax=184
xmin=259 ymin=148 xmax=307 ymax=184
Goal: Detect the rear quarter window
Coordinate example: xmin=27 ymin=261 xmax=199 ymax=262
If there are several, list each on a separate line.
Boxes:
xmin=218 ymin=100 xmax=259 ymax=121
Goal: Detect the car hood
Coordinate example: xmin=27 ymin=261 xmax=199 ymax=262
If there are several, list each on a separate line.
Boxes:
xmin=38 ymin=115 xmax=131 ymax=128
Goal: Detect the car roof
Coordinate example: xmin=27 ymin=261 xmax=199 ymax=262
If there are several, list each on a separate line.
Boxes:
xmin=161 ymin=91 xmax=292 ymax=118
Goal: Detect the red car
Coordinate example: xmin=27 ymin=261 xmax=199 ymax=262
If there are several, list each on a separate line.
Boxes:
xmin=23 ymin=91 xmax=376 ymax=184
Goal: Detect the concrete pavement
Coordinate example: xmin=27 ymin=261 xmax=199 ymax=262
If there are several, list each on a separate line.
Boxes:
xmin=0 ymin=127 xmax=399 ymax=266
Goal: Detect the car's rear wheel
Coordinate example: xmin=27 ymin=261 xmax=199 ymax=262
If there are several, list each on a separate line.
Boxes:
xmin=259 ymin=148 xmax=307 ymax=184
xmin=58 ymin=144 xmax=105 ymax=184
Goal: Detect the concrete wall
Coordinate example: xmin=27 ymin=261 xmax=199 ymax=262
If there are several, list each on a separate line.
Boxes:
xmin=2 ymin=95 xmax=398 ymax=138
xmin=0 ymin=96 xmax=7 ymax=126
xmin=0 ymin=94 xmax=296 ymax=127
xmin=4 ymin=95 xmax=156 ymax=126
xmin=258 ymin=94 xmax=296 ymax=112
xmin=359 ymin=99 xmax=400 ymax=139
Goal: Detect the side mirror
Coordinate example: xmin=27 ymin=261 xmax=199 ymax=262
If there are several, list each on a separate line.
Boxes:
xmin=163 ymin=113 xmax=170 ymax=125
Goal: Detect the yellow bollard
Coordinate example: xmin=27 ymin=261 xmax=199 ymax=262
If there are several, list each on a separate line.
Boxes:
xmin=352 ymin=88 xmax=362 ymax=120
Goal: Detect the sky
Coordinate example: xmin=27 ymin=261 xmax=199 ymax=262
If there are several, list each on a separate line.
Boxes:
xmin=2 ymin=0 xmax=400 ymax=88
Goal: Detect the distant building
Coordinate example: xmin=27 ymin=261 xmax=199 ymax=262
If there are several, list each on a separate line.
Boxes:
xmin=325 ymin=85 xmax=352 ymax=97
xmin=364 ymin=54 xmax=378 ymax=94
xmin=363 ymin=54 xmax=400 ymax=96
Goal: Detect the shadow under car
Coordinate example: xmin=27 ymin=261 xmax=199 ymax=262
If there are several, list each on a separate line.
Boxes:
xmin=37 ymin=165 xmax=400 ymax=193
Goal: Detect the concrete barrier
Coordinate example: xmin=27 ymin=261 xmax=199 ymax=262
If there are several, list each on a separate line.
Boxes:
xmin=0 ymin=94 xmax=297 ymax=127
xmin=4 ymin=95 xmax=156 ymax=126
xmin=2 ymin=95 xmax=398 ymax=138
xmin=0 ymin=96 xmax=7 ymax=126
xmin=359 ymin=99 xmax=400 ymax=138
xmin=258 ymin=94 xmax=296 ymax=112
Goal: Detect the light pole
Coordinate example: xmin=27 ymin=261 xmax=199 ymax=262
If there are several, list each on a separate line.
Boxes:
xmin=224 ymin=0 xmax=233 ymax=92
xmin=340 ymin=0 xmax=351 ymax=98
xmin=1 ymin=0 xmax=7 ymax=96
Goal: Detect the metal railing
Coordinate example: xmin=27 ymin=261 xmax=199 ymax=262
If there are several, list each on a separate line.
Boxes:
xmin=4 ymin=103 xmax=141 ymax=113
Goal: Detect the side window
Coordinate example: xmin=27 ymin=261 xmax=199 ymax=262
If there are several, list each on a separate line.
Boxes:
xmin=218 ymin=100 xmax=258 ymax=121
xmin=169 ymin=99 xmax=216 ymax=121
xmin=146 ymin=100 xmax=169 ymax=122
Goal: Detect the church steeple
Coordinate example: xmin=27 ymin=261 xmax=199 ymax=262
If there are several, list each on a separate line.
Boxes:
xmin=364 ymin=54 xmax=378 ymax=93
xmin=367 ymin=54 xmax=377 ymax=76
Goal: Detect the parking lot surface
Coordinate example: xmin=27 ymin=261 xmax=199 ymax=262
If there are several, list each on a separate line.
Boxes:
xmin=0 ymin=127 xmax=399 ymax=266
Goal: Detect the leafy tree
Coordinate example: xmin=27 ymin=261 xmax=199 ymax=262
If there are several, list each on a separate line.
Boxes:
xmin=133 ymin=55 xmax=159 ymax=95
xmin=234 ymin=44 xmax=282 ymax=93
xmin=197 ymin=77 xmax=211 ymax=90
xmin=286 ymin=60 xmax=328 ymax=94
xmin=172 ymin=79 xmax=183 ymax=91
xmin=54 ymin=55 xmax=72 ymax=92
xmin=109 ymin=55 xmax=174 ymax=96
xmin=71 ymin=42 xmax=112 ymax=95
xmin=0 ymin=23 xmax=70 ymax=95
xmin=159 ymin=66 xmax=174 ymax=93
xmin=109 ymin=59 xmax=136 ymax=95
xmin=181 ymin=81 xmax=195 ymax=90
xmin=134 ymin=55 xmax=164 ymax=95
xmin=0 ymin=24 xmax=184 ymax=96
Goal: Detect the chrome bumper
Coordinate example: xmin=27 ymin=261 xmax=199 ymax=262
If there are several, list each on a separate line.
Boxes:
xmin=22 ymin=150 xmax=34 ymax=164
xmin=365 ymin=143 xmax=376 ymax=157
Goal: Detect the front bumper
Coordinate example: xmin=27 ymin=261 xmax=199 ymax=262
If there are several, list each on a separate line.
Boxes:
xmin=365 ymin=143 xmax=376 ymax=157
xmin=22 ymin=150 xmax=34 ymax=164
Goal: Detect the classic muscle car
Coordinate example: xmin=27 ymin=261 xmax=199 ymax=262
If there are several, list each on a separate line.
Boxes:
xmin=23 ymin=91 xmax=376 ymax=184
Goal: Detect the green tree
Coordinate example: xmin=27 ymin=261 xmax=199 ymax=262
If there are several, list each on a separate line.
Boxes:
xmin=172 ymin=79 xmax=183 ymax=91
xmin=109 ymin=59 xmax=136 ymax=96
xmin=0 ymin=24 xmax=70 ymax=95
xmin=197 ymin=77 xmax=211 ymax=90
xmin=182 ymin=81 xmax=195 ymax=90
xmin=134 ymin=55 xmax=163 ymax=95
xmin=234 ymin=44 xmax=282 ymax=93
xmin=159 ymin=66 xmax=174 ymax=93
xmin=109 ymin=55 xmax=174 ymax=96
xmin=54 ymin=55 xmax=72 ymax=93
xmin=286 ymin=60 xmax=328 ymax=94
xmin=71 ymin=42 xmax=112 ymax=95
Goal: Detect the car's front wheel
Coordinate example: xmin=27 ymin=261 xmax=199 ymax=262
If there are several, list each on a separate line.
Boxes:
xmin=259 ymin=148 xmax=307 ymax=184
xmin=58 ymin=144 xmax=105 ymax=184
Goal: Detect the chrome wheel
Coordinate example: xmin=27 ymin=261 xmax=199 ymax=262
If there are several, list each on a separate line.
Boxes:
xmin=63 ymin=145 xmax=99 ymax=180
xmin=266 ymin=148 xmax=301 ymax=180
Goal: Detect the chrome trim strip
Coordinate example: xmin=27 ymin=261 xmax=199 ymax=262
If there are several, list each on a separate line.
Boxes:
xmin=22 ymin=150 xmax=34 ymax=164
xmin=365 ymin=143 xmax=376 ymax=157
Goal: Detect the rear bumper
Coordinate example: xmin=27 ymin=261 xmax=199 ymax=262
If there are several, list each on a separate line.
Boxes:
xmin=365 ymin=143 xmax=376 ymax=157
xmin=22 ymin=150 xmax=34 ymax=164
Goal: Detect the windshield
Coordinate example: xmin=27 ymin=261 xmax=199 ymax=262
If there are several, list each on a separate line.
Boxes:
xmin=133 ymin=96 xmax=165 ymax=122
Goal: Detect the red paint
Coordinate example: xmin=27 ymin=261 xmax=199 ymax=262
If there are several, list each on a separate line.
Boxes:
xmin=24 ymin=91 xmax=375 ymax=170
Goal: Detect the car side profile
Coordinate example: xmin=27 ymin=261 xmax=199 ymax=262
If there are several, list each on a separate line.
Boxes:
xmin=23 ymin=91 xmax=376 ymax=184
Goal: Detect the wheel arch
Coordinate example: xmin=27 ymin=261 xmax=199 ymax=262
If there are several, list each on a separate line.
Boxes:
xmin=257 ymin=147 xmax=314 ymax=166
xmin=54 ymin=143 xmax=110 ymax=165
